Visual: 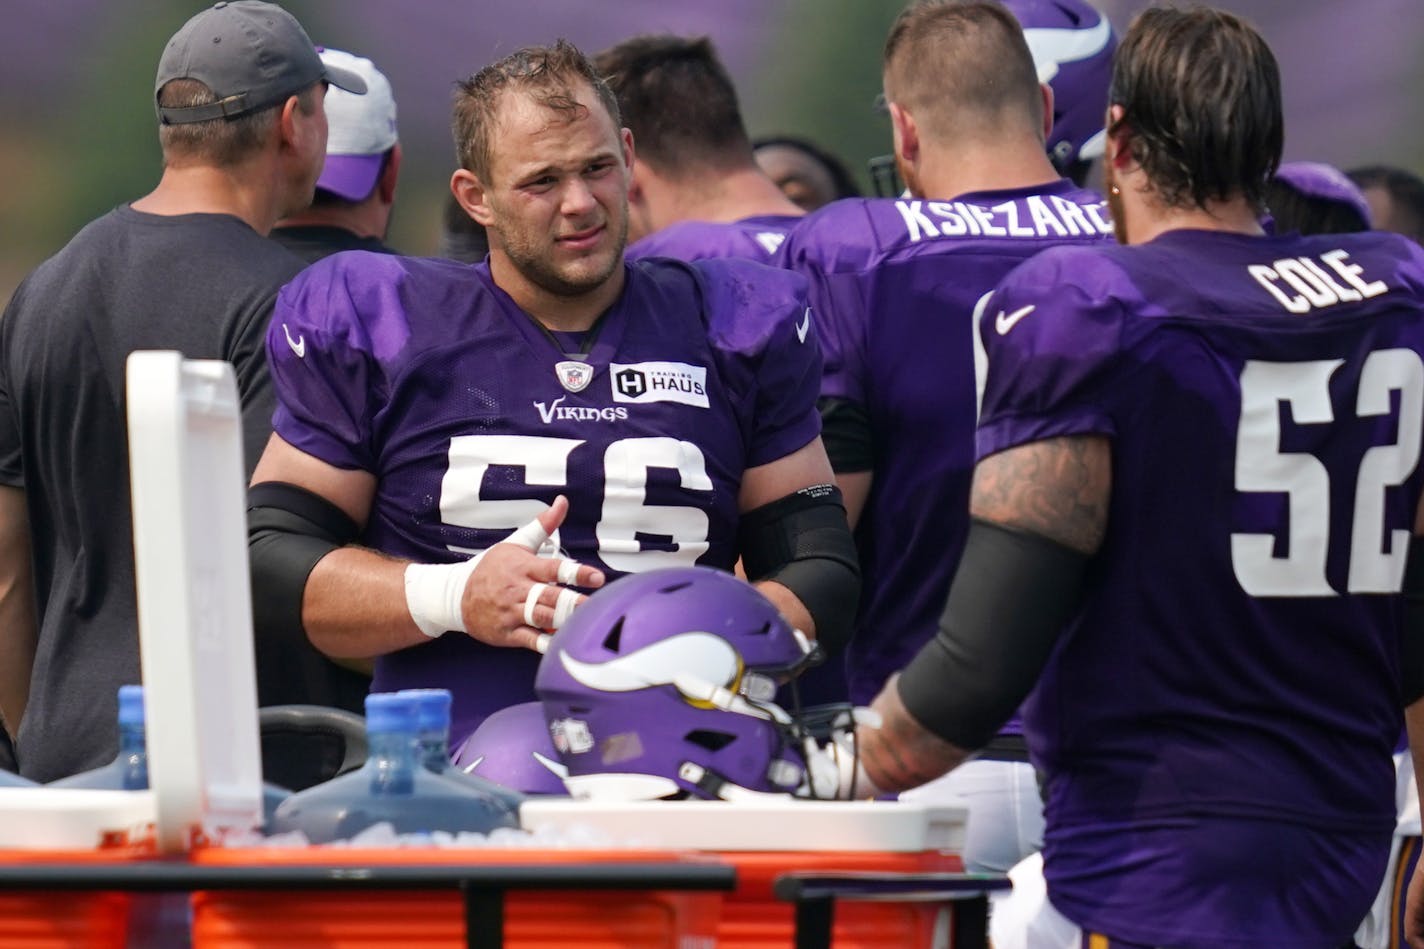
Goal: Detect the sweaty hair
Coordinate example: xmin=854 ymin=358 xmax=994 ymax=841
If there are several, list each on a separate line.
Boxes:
xmin=1348 ymin=165 xmax=1424 ymax=241
xmin=593 ymin=34 xmax=752 ymax=180
xmin=157 ymin=79 xmax=320 ymax=167
xmin=453 ymin=39 xmax=619 ymax=182
xmin=882 ymin=0 xmax=1044 ymax=144
xmin=1108 ymin=7 xmax=1282 ymax=211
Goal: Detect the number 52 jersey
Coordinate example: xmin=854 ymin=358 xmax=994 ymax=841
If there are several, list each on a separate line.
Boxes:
xmin=265 ymin=254 xmax=822 ymax=740
xmin=977 ymin=228 xmax=1424 ymax=945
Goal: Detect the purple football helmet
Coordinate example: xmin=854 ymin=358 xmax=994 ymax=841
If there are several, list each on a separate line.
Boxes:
xmin=534 ymin=566 xmax=822 ymax=801
xmin=451 ymin=702 xmax=570 ymax=796
xmin=1272 ymin=161 xmax=1374 ymax=228
xmin=1004 ymin=0 xmax=1117 ymax=173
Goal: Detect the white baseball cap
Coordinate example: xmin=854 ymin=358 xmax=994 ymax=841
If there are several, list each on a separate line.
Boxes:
xmin=314 ymin=47 xmax=397 ymax=201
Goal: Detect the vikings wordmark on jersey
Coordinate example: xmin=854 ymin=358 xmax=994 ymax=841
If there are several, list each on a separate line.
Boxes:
xmin=266 ymin=253 xmax=822 ymax=740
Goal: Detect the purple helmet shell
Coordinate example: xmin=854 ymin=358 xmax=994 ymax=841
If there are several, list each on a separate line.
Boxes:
xmin=451 ymin=702 xmax=569 ymax=795
xmin=1273 ymin=161 xmax=1374 ymax=228
xmin=534 ymin=566 xmax=817 ymax=801
xmin=1004 ymin=0 xmax=1117 ymax=171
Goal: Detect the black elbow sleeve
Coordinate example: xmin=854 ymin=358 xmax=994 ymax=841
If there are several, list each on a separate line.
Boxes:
xmin=897 ymin=518 xmax=1088 ymax=751
xmin=247 ymin=481 xmax=360 ymax=641
xmin=738 ymin=483 xmax=861 ymax=653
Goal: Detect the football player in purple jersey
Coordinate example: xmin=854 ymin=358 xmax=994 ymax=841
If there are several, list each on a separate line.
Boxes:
xmin=244 ymin=40 xmax=858 ymax=746
xmin=841 ymin=7 xmax=1424 ymax=948
xmin=593 ymin=35 xmax=805 ymax=262
xmin=776 ymin=0 xmax=1111 ymax=873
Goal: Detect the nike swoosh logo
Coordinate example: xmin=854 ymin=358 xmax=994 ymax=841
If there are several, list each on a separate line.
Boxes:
xmin=995 ymin=304 xmax=1036 ymax=335
xmin=796 ymin=308 xmax=812 ymax=344
xmin=282 ymin=323 xmax=306 ymax=359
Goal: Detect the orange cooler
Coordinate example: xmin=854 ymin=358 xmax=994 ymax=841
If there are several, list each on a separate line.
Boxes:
xmin=189 ymin=845 xmax=724 ymax=949
xmin=520 ymin=798 xmax=970 ymax=949
xmin=0 ymin=847 xmax=152 ymax=949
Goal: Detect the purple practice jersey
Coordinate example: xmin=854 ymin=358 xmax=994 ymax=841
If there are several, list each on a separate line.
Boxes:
xmin=776 ymin=183 xmax=1111 ymax=705
xmin=626 ymin=214 xmax=802 ymax=262
xmin=267 ymin=254 xmax=821 ymax=742
xmin=979 ymin=229 xmax=1424 ymax=948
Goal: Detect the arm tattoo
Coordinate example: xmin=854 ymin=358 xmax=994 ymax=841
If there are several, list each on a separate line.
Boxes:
xmin=860 ymin=674 xmax=969 ymax=794
xmin=970 ymin=436 xmax=1111 ymax=555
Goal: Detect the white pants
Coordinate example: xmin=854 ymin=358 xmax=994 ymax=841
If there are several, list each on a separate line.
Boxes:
xmin=1355 ymin=751 xmax=1420 ymax=949
xmin=987 ymin=852 xmax=1083 ymax=949
xmin=900 ymin=757 xmax=1044 ymax=874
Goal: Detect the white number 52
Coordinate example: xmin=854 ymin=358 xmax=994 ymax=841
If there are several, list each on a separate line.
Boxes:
xmin=1232 ymin=350 xmax=1423 ymax=596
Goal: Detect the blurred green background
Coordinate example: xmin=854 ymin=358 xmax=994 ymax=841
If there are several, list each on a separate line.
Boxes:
xmin=3 ymin=0 xmax=1421 ymax=303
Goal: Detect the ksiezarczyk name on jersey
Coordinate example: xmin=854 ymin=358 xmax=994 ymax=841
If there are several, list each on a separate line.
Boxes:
xmin=611 ymin=361 xmax=709 ymax=408
xmin=897 ymin=197 xmax=1112 ymax=242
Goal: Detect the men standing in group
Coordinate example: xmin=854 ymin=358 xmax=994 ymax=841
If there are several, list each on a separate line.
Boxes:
xmin=244 ymin=40 xmax=859 ymax=745
xmin=0 ymin=0 xmax=369 ymax=782
xmin=272 ymin=47 xmax=403 ymax=262
xmin=843 ymin=8 xmax=1424 ymax=948
xmin=593 ymin=34 xmax=806 ymax=261
xmin=776 ymin=0 xmax=1111 ymax=872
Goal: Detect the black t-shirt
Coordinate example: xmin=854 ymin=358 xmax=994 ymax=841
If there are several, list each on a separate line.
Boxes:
xmin=0 ymin=206 xmax=367 ymax=781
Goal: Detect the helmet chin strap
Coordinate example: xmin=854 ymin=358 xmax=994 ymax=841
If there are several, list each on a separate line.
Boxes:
xmin=678 ymin=762 xmax=798 ymax=802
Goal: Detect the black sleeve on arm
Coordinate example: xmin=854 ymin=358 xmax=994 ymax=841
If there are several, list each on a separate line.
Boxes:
xmin=739 ymin=483 xmax=861 ymax=654
xmin=817 ymin=397 xmax=874 ymax=473
xmin=1402 ymin=536 xmax=1424 ymax=704
xmin=248 ymin=481 xmax=360 ymax=642
xmin=897 ymin=517 xmax=1089 ymax=751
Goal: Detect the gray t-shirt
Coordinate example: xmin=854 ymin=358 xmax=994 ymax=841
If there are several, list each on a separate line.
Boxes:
xmin=0 ymin=205 xmax=363 ymax=782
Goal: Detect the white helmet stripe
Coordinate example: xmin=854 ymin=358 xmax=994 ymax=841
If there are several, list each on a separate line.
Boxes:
xmin=1023 ymin=13 xmax=1113 ymax=83
xmin=557 ymin=631 xmax=740 ymax=692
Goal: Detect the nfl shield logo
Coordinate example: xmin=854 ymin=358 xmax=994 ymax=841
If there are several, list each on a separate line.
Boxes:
xmin=555 ymin=360 xmax=594 ymax=393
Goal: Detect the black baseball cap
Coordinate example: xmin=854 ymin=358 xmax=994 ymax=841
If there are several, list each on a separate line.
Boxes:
xmin=155 ymin=0 xmax=366 ymax=125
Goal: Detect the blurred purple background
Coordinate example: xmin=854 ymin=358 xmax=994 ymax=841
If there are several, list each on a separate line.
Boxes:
xmin=2 ymin=0 xmax=1420 ymax=301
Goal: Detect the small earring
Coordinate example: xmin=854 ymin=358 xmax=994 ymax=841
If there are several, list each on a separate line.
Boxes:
xmin=1110 ymin=185 xmax=1121 ymax=196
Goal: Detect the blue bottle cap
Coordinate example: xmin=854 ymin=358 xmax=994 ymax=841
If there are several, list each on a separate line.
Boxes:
xmin=117 ymin=685 xmax=146 ymax=727
xmin=364 ymin=692 xmax=417 ymax=735
xmin=400 ymin=689 xmax=452 ymax=731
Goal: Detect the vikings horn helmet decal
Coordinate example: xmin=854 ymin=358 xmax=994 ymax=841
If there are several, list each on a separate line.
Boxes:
xmin=535 ymin=566 xmax=830 ymax=801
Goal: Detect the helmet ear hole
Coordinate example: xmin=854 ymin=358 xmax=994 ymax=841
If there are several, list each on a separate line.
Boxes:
xmin=658 ymin=580 xmax=694 ymax=594
xmin=683 ymin=729 xmax=737 ymax=752
xmin=751 ymin=620 xmax=772 ymax=636
xmin=601 ymin=617 xmax=625 ymax=653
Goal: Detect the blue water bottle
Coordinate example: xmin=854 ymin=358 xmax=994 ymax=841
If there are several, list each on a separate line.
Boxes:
xmin=267 ymin=692 xmax=518 ymax=844
xmin=49 ymin=685 xmax=292 ymax=823
xmin=402 ymin=689 xmax=525 ymax=812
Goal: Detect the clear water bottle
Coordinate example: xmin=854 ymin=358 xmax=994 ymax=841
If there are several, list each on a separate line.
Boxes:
xmin=50 ymin=685 xmax=149 ymax=790
xmin=267 ymin=692 xmax=518 ymax=844
xmin=49 ymin=685 xmax=292 ymax=823
xmin=402 ymin=689 xmax=526 ymax=812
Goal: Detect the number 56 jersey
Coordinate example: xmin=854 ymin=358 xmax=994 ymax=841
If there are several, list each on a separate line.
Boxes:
xmin=266 ymin=254 xmax=822 ymax=739
xmin=977 ymin=228 xmax=1424 ymax=946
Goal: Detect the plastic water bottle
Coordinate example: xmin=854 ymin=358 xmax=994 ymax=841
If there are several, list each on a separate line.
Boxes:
xmin=50 ymin=685 xmax=149 ymax=790
xmin=49 ymin=685 xmax=292 ymax=822
xmin=402 ymin=689 xmax=526 ymax=812
xmin=267 ymin=692 xmax=518 ymax=844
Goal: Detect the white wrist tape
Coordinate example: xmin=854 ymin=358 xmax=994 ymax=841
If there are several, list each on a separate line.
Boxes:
xmin=404 ymin=552 xmax=484 ymax=639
